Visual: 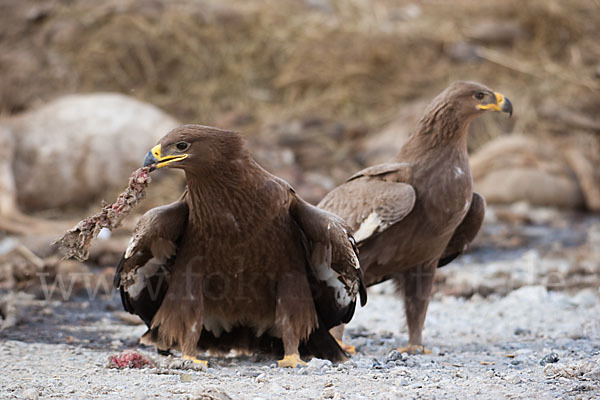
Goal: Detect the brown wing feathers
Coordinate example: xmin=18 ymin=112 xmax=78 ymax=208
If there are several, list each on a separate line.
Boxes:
xmin=438 ymin=192 xmax=486 ymax=268
xmin=114 ymin=200 xmax=188 ymax=327
xmin=289 ymin=191 xmax=366 ymax=326
xmin=318 ymin=176 xmax=416 ymax=243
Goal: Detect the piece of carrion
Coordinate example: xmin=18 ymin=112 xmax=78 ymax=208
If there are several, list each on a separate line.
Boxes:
xmin=54 ymin=166 xmax=153 ymax=261
xmin=107 ymin=351 xmax=155 ymax=369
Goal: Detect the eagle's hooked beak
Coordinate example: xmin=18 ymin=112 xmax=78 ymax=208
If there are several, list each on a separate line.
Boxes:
xmin=143 ymin=144 xmax=188 ymax=170
xmin=477 ymin=92 xmax=513 ymax=117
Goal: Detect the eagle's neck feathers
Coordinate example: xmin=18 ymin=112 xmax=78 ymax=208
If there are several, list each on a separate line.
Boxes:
xmin=183 ymin=158 xmax=273 ymax=239
xmin=401 ymin=98 xmax=472 ymax=158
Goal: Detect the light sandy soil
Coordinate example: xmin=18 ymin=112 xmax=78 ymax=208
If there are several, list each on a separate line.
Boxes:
xmin=1 ymin=208 xmax=599 ymax=400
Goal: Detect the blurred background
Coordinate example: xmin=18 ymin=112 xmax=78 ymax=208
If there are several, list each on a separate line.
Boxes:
xmin=1 ymin=0 xmax=599 ymax=352
xmin=1 ymin=1 xmax=600 ymax=397
xmin=1 ymin=0 xmax=599 ymax=208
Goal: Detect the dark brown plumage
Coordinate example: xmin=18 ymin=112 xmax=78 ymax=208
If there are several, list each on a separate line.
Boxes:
xmin=319 ymin=81 xmax=512 ymax=353
xmin=114 ymin=124 xmax=366 ymax=367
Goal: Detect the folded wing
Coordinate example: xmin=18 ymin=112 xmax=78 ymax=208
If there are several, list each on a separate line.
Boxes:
xmin=319 ymin=163 xmax=416 ymax=244
xmin=114 ymin=199 xmax=188 ymax=326
xmin=289 ymin=191 xmax=367 ymax=329
xmin=438 ymin=192 xmax=485 ymax=268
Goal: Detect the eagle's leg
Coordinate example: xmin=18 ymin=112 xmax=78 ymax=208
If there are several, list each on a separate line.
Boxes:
xmin=275 ymin=271 xmax=315 ymax=368
xmin=149 ymin=269 xmax=208 ymax=366
xmin=277 ymin=344 xmax=306 ymax=368
xmin=329 ymin=324 xmax=356 ymax=354
xmin=396 ymin=261 xmax=436 ymax=355
xmin=183 ymin=355 xmax=208 ymax=367
xmin=179 ymin=307 xmax=207 ymax=367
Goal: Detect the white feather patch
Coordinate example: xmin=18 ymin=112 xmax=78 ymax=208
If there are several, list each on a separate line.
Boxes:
xmin=150 ymin=238 xmax=176 ymax=263
xmin=203 ymin=316 xmax=233 ymax=338
xmin=124 ymin=236 xmax=137 ymax=259
xmin=464 ymin=199 xmax=471 ymax=212
xmin=97 ymin=227 xmax=112 ymax=240
xmin=313 ymin=243 xmax=352 ymax=308
xmin=353 ymin=212 xmax=382 ymax=243
xmin=125 ymin=260 xmax=162 ymax=298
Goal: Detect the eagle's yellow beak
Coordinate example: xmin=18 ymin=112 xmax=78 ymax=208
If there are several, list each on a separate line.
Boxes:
xmin=143 ymin=144 xmax=188 ymax=169
xmin=477 ymin=92 xmax=513 ymax=117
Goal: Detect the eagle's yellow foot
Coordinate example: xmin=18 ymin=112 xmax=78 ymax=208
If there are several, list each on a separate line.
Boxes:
xmin=396 ymin=345 xmax=432 ymax=355
xmin=277 ymin=354 xmax=307 ymax=368
xmin=183 ymin=355 xmax=208 ymax=366
xmin=336 ymin=339 xmax=356 ymax=355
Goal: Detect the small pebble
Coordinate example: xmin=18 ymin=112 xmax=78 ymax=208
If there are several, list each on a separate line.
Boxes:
xmin=321 ymin=388 xmax=336 ymax=399
xmin=22 ymin=388 xmax=39 ymax=400
xmin=354 ymin=359 xmax=373 ymax=369
xmin=267 ymin=383 xmax=286 ymax=394
xmin=380 ymin=331 xmax=394 ymax=339
xmin=514 ymin=328 xmax=532 ymax=336
xmin=508 ymin=375 xmax=522 ymax=384
xmin=396 ymin=378 xmax=410 ymax=386
xmin=539 ymin=353 xmax=559 ymax=366
xmin=404 ymin=358 xmax=419 ymax=368
xmin=386 ymin=350 xmax=405 ymax=362
xmin=307 ymin=358 xmax=332 ymax=370
xmin=572 ymin=290 xmax=598 ymax=308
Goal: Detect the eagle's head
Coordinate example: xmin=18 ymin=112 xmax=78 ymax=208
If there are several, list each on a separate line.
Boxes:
xmin=143 ymin=124 xmax=244 ymax=173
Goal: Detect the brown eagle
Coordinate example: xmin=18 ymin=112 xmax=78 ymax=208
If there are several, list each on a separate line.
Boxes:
xmin=319 ymin=81 xmax=512 ymax=354
xmin=114 ymin=125 xmax=366 ymax=367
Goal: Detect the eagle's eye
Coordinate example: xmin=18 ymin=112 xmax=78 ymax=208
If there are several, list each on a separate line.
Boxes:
xmin=176 ymin=142 xmax=189 ymax=151
xmin=474 ymin=91 xmax=485 ymax=100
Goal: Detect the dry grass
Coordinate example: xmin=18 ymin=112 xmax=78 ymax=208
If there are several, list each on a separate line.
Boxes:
xmin=0 ymin=0 xmax=599 ymax=146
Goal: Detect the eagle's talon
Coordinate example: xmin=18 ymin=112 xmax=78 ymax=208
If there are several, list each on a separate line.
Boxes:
xmin=183 ymin=355 xmax=208 ymax=366
xmin=277 ymin=354 xmax=307 ymax=368
xmin=336 ymin=339 xmax=357 ymax=355
xmin=396 ymin=345 xmax=432 ymax=355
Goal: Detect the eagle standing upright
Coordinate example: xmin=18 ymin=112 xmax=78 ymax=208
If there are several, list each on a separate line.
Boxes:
xmin=319 ymin=81 xmax=512 ymax=353
xmin=114 ymin=125 xmax=366 ymax=367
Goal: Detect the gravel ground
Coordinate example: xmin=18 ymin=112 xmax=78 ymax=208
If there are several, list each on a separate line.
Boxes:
xmin=1 ymin=210 xmax=599 ymax=400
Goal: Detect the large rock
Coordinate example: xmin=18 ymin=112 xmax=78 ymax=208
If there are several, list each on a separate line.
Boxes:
xmin=471 ymin=135 xmax=584 ymax=209
xmin=1 ymin=93 xmax=180 ymax=211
